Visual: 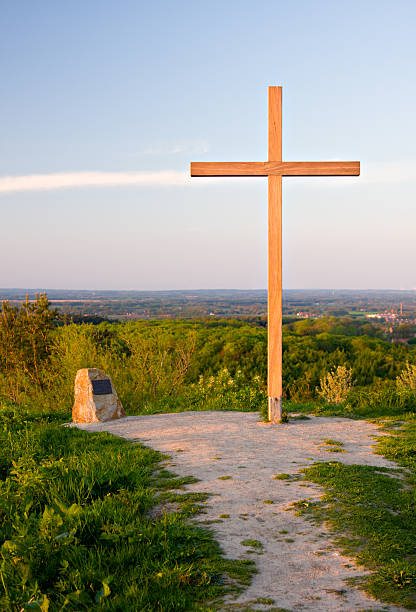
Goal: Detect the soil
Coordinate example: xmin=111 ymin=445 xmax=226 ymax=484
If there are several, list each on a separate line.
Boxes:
xmin=75 ymin=411 xmax=406 ymax=611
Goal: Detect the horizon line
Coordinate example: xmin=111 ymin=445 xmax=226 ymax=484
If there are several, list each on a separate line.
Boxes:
xmin=1 ymin=287 xmax=415 ymax=294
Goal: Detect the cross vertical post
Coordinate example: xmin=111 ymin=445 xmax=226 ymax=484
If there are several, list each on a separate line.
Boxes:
xmin=267 ymin=87 xmax=283 ymax=421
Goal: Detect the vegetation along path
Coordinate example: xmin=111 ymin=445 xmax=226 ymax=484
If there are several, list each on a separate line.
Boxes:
xmin=76 ymin=411 xmax=407 ymax=611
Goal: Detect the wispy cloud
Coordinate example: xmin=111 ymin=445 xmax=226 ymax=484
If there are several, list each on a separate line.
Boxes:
xmin=2 ymin=160 xmax=414 ymax=194
xmin=0 ymin=170 xmax=191 ymax=194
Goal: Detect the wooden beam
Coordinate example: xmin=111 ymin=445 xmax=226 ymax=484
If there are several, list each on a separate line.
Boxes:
xmin=191 ymin=161 xmax=268 ymax=176
xmin=283 ymin=161 xmax=360 ymax=176
xmin=269 ymin=86 xmax=282 ymax=161
xmin=191 ymin=161 xmax=360 ymax=177
xmin=268 ymin=87 xmax=283 ymax=423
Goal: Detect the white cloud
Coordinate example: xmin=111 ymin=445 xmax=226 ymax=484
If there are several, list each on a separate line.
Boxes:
xmin=1 ymin=160 xmax=414 ymax=195
xmin=0 ymin=170 xmax=191 ymax=193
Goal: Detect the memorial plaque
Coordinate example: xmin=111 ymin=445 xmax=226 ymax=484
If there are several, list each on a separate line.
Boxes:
xmin=92 ymin=379 xmax=112 ymax=395
xmin=72 ymin=368 xmax=125 ymax=423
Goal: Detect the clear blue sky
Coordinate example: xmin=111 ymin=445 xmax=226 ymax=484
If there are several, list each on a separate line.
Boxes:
xmin=1 ymin=0 xmax=415 ymax=290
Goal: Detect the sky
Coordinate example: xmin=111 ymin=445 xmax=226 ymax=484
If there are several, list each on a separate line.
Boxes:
xmin=1 ymin=0 xmax=416 ymax=291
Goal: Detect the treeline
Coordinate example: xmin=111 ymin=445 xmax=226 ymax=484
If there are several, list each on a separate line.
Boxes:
xmin=0 ymin=295 xmax=415 ymax=416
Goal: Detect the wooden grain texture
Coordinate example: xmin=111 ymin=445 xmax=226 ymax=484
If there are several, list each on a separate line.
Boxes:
xmin=268 ymin=396 xmax=283 ymax=423
xmin=267 ymin=87 xmax=283 ymax=421
xmin=268 ymin=174 xmax=282 ymax=403
xmin=190 ymin=161 xmax=360 ymax=177
xmin=269 ymin=86 xmax=282 ymax=161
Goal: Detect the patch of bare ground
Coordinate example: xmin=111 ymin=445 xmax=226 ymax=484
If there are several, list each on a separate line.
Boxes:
xmin=76 ymin=411 xmax=406 ymax=611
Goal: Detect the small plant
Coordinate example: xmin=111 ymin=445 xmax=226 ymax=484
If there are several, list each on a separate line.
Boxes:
xmin=323 ymin=438 xmax=344 ymax=446
xmin=219 ymin=513 xmax=230 ymax=519
xmin=316 ymin=365 xmax=353 ymax=405
xmin=321 ymin=439 xmax=346 ymax=453
xmin=253 ymin=597 xmax=275 ymax=605
xmin=263 ymin=499 xmax=274 ymax=504
xmin=280 ymin=411 xmax=289 ymax=423
xmin=217 ymin=475 xmax=232 ymax=480
xmin=396 ymin=362 xmax=416 ymax=391
xmin=241 ymin=539 xmax=263 ymax=549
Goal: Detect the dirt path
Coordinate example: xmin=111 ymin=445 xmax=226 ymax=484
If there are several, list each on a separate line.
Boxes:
xmin=75 ymin=411 xmax=405 ymax=611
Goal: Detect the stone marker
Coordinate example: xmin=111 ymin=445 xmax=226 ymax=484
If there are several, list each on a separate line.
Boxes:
xmin=72 ymin=368 xmax=125 ymax=423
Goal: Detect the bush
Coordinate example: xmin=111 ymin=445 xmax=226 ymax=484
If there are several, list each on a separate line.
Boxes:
xmin=316 ymin=365 xmax=353 ymax=405
xmin=187 ymin=368 xmax=267 ymax=413
xmin=0 ymin=294 xmax=58 ymax=402
xmin=396 ymin=362 xmax=416 ymax=391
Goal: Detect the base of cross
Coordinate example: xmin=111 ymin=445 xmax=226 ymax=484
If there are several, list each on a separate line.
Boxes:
xmin=268 ymin=396 xmax=283 ymax=423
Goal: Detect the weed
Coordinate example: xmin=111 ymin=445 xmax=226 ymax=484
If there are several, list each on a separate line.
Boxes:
xmin=316 ymin=365 xmax=354 ymax=405
xmin=241 ymin=539 xmax=263 ymax=550
xmin=323 ymin=438 xmax=344 ymax=446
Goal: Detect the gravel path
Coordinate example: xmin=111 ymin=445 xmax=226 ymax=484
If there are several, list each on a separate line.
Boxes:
xmin=75 ymin=411 xmax=405 ymax=611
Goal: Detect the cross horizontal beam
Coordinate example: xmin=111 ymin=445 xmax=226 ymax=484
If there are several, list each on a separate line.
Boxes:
xmin=190 ymin=161 xmax=360 ymax=177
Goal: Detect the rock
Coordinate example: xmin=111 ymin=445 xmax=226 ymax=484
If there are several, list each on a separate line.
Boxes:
xmin=72 ymin=368 xmax=125 ymax=423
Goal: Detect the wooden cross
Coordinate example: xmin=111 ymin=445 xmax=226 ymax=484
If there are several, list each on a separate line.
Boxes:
xmin=191 ymin=87 xmax=360 ymax=422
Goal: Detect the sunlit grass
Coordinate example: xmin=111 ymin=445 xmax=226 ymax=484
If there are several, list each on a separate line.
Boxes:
xmin=0 ymin=401 xmax=255 ymax=611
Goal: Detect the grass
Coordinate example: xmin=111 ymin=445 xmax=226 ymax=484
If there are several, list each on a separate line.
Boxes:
xmin=322 ymin=439 xmax=344 ymax=446
xmin=2 ymin=382 xmax=416 ymax=608
xmin=0 ymin=400 xmax=255 ymax=611
xmin=289 ymin=400 xmax=416 ymax=609
xmin=273 ymin=473 xmax=291 ymax=480
xmin=241 ymin=539 xmax=263 ymax=550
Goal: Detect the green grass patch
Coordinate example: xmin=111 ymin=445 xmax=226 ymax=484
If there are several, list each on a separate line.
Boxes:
xmin=241 ymin=539 xmax=263 ymax=550
xmin=274 ymin=473 xmax=291 ymax=480
xmin=284 ymin=398 xmax=416 ymax=608
xmin=323 ymin=439 xmax=344 ymax=446
xmin=295 ymin=459 xmax=416 ymax=608
xmin=0 ymin=401 xmax=255 ymax=611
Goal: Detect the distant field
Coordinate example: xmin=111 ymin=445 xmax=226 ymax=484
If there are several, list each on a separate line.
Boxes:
xmin=1 ymin=289 xmax=415 ymax=329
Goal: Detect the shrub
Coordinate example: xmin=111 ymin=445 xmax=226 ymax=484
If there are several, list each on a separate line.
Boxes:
xmin=0 ymin=294 xmax=58 ymax=402
xmin=188 ymin=368 xmax=266 ymax=413
xmin=396 ymin=362 xmax=416 ymax=392
xmin=316 ymin=365 xmax=353 ymax=405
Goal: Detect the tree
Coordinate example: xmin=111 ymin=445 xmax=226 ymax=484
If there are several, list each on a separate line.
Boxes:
xmin=0 ymin=294 xmax=58 ymax=400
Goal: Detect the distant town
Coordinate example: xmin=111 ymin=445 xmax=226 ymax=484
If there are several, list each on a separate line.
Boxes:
xmin=1 ymin=287 xmax=416 ymax=343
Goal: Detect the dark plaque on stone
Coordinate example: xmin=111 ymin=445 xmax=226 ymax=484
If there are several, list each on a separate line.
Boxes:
xmin=92 ymin=379 xmax=112 ymax=395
